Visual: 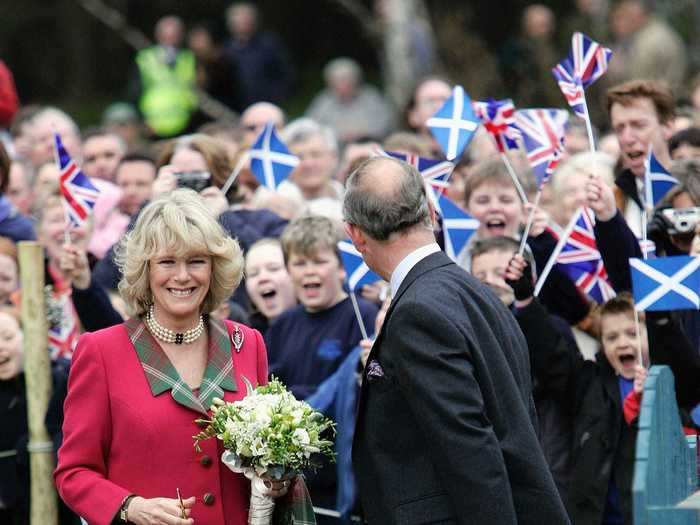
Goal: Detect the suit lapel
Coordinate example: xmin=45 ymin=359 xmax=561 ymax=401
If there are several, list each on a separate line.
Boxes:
xmin=355 ymin=251 xmax=454 ymax=431
xmin=126 ymin=316 xmax=238 ymax=415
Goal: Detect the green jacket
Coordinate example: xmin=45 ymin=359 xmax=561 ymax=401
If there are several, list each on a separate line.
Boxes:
xmin=136 ymin=46 xmax=197 ymax=137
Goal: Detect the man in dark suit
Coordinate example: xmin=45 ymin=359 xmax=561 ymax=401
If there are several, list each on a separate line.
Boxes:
xmin=343 ymin=157 xmax=569 ymax=525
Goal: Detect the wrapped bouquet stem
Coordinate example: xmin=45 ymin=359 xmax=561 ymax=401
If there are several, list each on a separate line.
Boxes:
xmin=194 ymin=377 xmax=335 ymax=525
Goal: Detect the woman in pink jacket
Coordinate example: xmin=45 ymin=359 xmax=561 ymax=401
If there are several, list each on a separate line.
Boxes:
xmin=55 ymin=189 xmax=286 ymax=525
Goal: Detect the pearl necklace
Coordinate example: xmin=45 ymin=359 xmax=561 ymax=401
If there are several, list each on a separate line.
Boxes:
xmin=145 ymin=305 xmax=205 ymax=345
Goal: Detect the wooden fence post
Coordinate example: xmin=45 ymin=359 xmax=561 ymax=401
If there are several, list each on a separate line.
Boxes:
xmin=18 ymin=241 xmax=58 ymax=525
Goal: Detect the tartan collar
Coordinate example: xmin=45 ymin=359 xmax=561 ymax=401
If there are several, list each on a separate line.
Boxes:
xmin=125 ymin=316 xmax=237 ymax=415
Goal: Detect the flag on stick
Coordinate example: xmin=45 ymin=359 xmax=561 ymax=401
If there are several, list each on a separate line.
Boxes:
xmin=55 ymin=133 xmax=99 ymax=229
xmin=426 ymin=85 xmax=480 ymax=161
xmin=644 ymin=151 xmax=678 ymax=209
xmin=473 ymin=99 xmax=527 ymax=202
xmin=535 ymin=207 xmax=615 ymax=303
xmin=630 ymin=255 xmax=700 ymax=311
xmin=552 ymin=32 xmax=612 ymax=151
xmin=437 ymin=194 xmax=479 ymax=261
xmin=249 ymin=123 xmax=299 ymax=190
xmin=338 ymin=240 xmax=382 ymax=340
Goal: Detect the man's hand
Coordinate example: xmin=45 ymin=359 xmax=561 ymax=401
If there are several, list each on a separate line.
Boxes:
xmin=585 ymin=173 xmax=617 ymax=221
xmin=59 ymin=243 xmax=91 ymax=290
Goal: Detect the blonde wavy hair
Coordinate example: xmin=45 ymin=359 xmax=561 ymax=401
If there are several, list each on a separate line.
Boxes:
xmin=115 ymin=189 xmax=243 ymax=316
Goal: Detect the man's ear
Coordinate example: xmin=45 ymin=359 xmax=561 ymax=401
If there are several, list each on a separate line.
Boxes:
xmin=345 ymin=222 xmax=366 ymax=250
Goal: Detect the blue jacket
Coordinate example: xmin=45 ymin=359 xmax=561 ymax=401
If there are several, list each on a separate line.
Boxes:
xmin=307 ymin=345 xmax=363 ymax=521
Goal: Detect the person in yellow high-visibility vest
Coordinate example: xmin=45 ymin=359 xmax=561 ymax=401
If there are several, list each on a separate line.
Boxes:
xmin=135 ymin=16 xmax=197 ymax=138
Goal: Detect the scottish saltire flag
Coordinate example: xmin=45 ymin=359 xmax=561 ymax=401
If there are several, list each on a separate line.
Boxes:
xmin=426 ymin=85 xmax=480 ymax=160
xmin=630 ymin=255 xmax=700 ymax=311
xmin=54 ymin=133 xmax=99 ymax=228
xmin=473 ymin=99 xmax=521 ymax=153
xmin=552 ymin=32 xmax=612 ymax=118
xmin=550 ymin=207 xmax=615 ymax=303
xmin=338 ymin=240 xmax=382 ymax=292
xmin=644 ymin=151 xmax=678 ymax=207
xmin=249 ymin=123 xmax=299 ymax=190
xmin=515 ymin=109 xmax=568 ymax=188
xmin=438 ymin=194 xmax=478 ymax=261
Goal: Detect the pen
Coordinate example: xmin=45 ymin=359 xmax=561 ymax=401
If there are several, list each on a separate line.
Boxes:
xmin=176 ymin=488 xmax=186 ymax=519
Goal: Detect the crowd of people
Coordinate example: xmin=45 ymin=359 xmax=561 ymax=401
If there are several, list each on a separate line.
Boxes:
xmin=2 ymin=1 xmax=700 ymax=524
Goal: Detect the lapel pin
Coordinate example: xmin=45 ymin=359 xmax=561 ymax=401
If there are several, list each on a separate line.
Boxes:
xmin=232 ymin=324 xmax=244 ymax=353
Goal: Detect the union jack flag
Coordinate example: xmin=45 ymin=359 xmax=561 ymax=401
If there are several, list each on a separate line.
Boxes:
xmin=472 ymin=99 xmax=521 ymax=153
xmin=543 ymin=207 xmax=615 ymax=304
xmin=48 ymin=287 xmax=79 ymax=360
xmin=514 ymin=109 xmax=568 ymax=188
xmin=374 ymin=148 xmax=455 ymax=207
xmin=552 ymin=32 xmax=612 ymax=118
xmin=55 ymin=133 xmax=99 ymax=228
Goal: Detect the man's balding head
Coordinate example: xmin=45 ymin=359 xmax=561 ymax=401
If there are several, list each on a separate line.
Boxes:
xmin=240 ymin=102 xmax=286 ymax=145
xmin=343 ymin=157 xmax=432 ymax=241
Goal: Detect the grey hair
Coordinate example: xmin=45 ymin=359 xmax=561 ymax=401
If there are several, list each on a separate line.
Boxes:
xmin=324 ymin=57 xmax=362 ymax=85
xmin=281 ymin=118 xmax=338 ymax=154
xmin=343 ymin=157 xmax=432 ymax=241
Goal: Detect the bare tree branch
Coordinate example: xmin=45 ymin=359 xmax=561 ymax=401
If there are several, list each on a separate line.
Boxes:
xmin=325 ymin=0 xmax=382 ymax=43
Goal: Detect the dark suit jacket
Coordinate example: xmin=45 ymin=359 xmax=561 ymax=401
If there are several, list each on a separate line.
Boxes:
xmin=352 ymin=251 xmax=570 ymax=525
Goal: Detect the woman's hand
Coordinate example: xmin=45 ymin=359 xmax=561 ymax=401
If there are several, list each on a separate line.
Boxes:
xmin=59 ymin=243 xmax=91 ymax=290
xmin=260 ymin=474 xmax=292 ymax=499
xmin=152 ymin=165 xmax=178 ymax=199
xmin=199 ymin=186 xmax=229 ymax=217
xmin=127 ymin=495 xmax=195 ymax=525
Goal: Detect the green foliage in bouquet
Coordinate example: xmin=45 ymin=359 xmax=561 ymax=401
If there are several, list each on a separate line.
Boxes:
xmin=194 ymin=377 xmax=335 ymax=475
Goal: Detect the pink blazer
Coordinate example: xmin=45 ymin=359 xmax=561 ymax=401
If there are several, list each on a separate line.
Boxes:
xmin=55 ymin=318 xmax=268 ymax=525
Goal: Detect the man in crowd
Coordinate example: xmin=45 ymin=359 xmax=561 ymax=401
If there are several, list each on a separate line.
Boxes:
xmin=239 ymin=101 xmax=286 ymax=145
xmin=344 ymin=156 xmax=569 ymax=524
xmin=133 ymin=15 xmax=197 ymax=138
xmin=223 ymin=2 xmax=295 ymax=107
xmin=114 ymin=153 xmax=156 ymax=217
xmin=306 ymin=57 xmax=394 ymax=145
xmin=81 ymin=129 xmax=127 ymax=182
xmin=607 ymin=79 xmax=675 ymax=237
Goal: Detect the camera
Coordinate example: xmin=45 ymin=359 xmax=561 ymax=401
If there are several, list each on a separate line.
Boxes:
xmin=661 ymin=207 xmax=700 ymax=236
xmin=174 ymin=171 xmax=211 ymax=193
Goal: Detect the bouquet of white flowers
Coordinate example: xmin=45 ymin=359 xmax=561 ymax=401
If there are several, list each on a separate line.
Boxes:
xmin=194 ymin=377 xmax=335 ymax=525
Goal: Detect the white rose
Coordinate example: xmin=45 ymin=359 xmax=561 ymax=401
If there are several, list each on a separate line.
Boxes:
xmin=293 ymin=428 xmax=310 ymax=446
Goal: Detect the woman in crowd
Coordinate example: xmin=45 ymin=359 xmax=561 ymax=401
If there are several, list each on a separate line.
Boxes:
xmin=55 ymin=189 xmax=285 ymax=525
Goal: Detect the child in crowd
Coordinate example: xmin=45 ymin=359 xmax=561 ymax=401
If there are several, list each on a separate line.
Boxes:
xmin=459 ymin=156 xmax=591 ymax=327
xmin=505 ymin=252 xmax=700 ymax=525
xmin=0 ymin=309 xmax=74 ymax=525
xmin=266 ymin=215 xmax=377 ymax=399
xmin=265 ymin=214 xmax=377 ymax=520
xmin=0 ymin=237 xmax=18 ymax=307
xmin=244 ymin=238 xmax=296 ymax=334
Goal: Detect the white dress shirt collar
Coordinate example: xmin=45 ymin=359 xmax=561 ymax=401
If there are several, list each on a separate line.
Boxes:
xmin=389 ymin=243 xmax=441 ymax=298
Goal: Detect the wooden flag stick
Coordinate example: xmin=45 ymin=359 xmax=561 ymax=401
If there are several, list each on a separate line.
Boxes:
xmin=18 ymin=242 xmax=58 ymax=525
xmin=349 ymin=292 xmax=369 ymax=340
xmin=634 ymin=309 xmax=645 ymax=368
xmin=221 ymin=151 xmax=250 ymax=198
xmin=581 ymin=92 xmax=596 ymax=154
xmin=500 ymin=152 xmax=528 ymax=204
xmin=518 ymin=189 xmax=542 ymax=255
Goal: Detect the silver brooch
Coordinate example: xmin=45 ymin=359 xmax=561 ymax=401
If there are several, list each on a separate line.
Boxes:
xmin=232 ymin=325 xmax=244 ymax=353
